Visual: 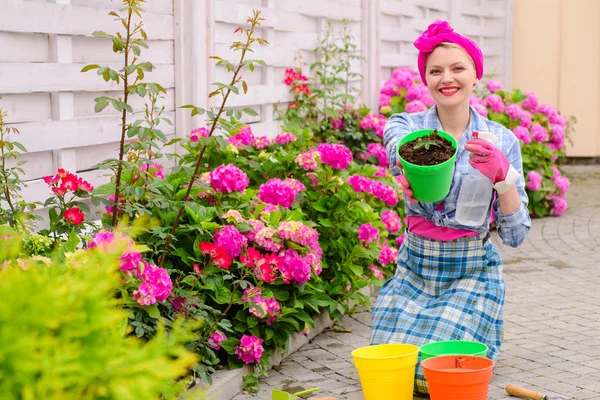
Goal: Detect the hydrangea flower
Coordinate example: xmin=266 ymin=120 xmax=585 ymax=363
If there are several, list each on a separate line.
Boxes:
xmin=254 ymin=136 xmax=273 ymax=149
xmin=512 ymin=126 xmax=532 ymax=145
xmin=258 ymin=179 xmax=297 ymax=208
xmin=214 ymin=225 xmax=247 ymax=259
xmin=526 ymin=171 xmax=543 ymax=191
xmin=530 ymin=123 xmax=549 ymax=142
xmin=406 ymin=100 xmax=427 ymax=113
xmin=278 ymin=248 xmax=311 ymax=285
xmin=210 ymin=164 xmax=250 ymax=193
xmin=486 ymin=80 xmax=503 ymax=93
xmin=208 ymin=331 xmax=227 ymax=350
xmin=317 ymin=143 xmax=353 ymax=170
xmin=546 ymin=194 xmax=568 ymax=216
xmin=294 ymin=150 xmax=320 ymax=171
xmin=331 ymin=118 xmax=344 ymax=130
xmin=483 ymin=94 xmax=505 ymax=113
xmin=235 ymin=335 xmax=264 ymax=364
xmin=369 ymin=265 xmax=384 ymax=279
xmin=275 ymin=131 xmax=296 ymax=144
xmin=358 ymin=223 xmax=379 ymax=246
xmin=227 ymin=125 xmax=255 ymax=148
xmin=378 ymin=242 xmax=398 ymax=265
xmin=381 ymin=210 xmax=401 ymax=234
xmin=133 ymin=261 xmax=173 ymax=306
xmin=190 ymin=127 xmax=210 ymax=141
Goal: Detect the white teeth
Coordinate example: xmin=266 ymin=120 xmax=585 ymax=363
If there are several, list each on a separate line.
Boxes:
xmin=441 ymin=88 xmax=459 ymax=93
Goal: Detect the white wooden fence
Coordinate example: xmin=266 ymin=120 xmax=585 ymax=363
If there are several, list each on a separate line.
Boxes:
xmin=0 ymin=0 xmax=512 ymax=208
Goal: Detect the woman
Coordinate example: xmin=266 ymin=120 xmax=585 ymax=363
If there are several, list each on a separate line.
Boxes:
xmin=371 ymin=20 xmax=531 ymax=393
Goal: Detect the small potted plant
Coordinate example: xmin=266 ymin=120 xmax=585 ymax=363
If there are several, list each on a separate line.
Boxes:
xmin=396 ymin=129 xmax=458 ymax=202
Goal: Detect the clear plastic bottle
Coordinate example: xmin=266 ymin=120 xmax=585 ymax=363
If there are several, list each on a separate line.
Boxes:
xmin=455 ymin=131 xmax=498 ymax=227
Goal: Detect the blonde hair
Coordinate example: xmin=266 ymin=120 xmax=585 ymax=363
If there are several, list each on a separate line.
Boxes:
xmin=426 ymin=42 xmax=476 ymax=70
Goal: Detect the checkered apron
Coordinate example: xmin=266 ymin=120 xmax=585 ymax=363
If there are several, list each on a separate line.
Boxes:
xmin=371 ymin=231 xmax=505 ymax=394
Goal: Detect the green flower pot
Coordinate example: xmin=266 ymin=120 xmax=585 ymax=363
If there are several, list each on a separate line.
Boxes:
xmin=420 ymin=340 xmax=489 ymax=361
xmin=396 ymin=129 xmax=458 ymax=203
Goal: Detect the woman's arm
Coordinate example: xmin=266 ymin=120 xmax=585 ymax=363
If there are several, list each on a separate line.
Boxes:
xmin=493 ymin=140 xmax=531 ymax=247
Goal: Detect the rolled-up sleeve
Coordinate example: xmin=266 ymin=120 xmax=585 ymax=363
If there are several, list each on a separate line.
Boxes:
xmin=384 ymin=114 xmax=413 ymax=177
xmin=494 ymin=139 xmax=531 ymax=247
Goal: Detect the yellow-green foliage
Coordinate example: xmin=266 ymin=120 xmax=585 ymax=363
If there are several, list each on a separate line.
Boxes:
xmin=0 ymin=243 xmax=200 ymax=400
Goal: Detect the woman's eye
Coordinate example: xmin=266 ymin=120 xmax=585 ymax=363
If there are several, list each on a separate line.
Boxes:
xmin=454 ymin=66 xmax=465 ymax=71
xmin=429 ymin=69 xmax=440 ymax=74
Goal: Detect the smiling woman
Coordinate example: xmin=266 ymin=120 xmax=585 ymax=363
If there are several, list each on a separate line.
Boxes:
xmin=373 ymin=20 xmax=532 ymax=394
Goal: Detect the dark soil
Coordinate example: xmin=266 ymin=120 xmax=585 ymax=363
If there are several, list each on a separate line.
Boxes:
xmin=398 ymin=130 xmax=455 ymax=166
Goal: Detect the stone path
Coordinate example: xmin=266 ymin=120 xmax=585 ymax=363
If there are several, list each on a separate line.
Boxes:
xmin=233 ymin=165 xmax=600 ymax=400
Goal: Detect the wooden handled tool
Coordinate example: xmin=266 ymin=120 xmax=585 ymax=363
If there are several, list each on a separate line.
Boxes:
xmin=506 ymin=384 xmax=566 ymax=400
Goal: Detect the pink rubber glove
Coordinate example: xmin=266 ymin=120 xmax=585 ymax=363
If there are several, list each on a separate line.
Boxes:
xmin=464 ymin=138 xmax=510 ymax=183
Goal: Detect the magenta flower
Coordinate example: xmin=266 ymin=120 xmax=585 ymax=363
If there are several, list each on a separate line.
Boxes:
xmin=405 ymin=84 xmax=429 ymax=102
xmin=295 ymin=150 xmax=320 ymax=171
xmin=369 ymin=265 xmax=384 ymax=279
xmin=254 ymin=136 xmax=273 ymax=149
xmin=486 ymin=80 xmax=503 ymax=93
xmin=526 ymin=171 xmax=543 ymax=191
xmin=512 ymin=126 xmax=532 ymax=145
xmin=208 ymin=331 xmax=227 ymax=350
xmin=214 ymin=225 xmax=247 ymax=259
xmin=551 ymin=124 xmax=565 ymax=149
xmin=331 ymin=118 xmax=344 ymax=130
xmin=391 ymin=67 xmax=416 ymax=89
xmin=483 ymin=94 xmax=505 ymax=113
xmin=275 ymin=131 xmax=297 ymax=145
xmin=378 ymin=242 xmax=398 ymax=265
xmin=546 ymin=194 xmax=568 ymax=216
xmin=421 ymin=93 xmax=435 ymax=107
xmin=365 ymin=143 xmax=389 ymax=167
xmin=358 ymin=223 xmax=379 ymax=246
xmin=381 ymin=210 xmax=402 ymax=234
xmin=279 ymin=249 xmax=312 ymax=285
xmin=190 ymin=127 xmax=210 ymax=142
xmin=472 ymin=103 xmax=488 ymax=117
xmin=506 ymin=104 xmax=522 ymax=120
xmin=530 ymin=123 xmax=549 ymax=142
xmin=210 ymin=164 xmax=250 ymax=193
xmin=133 ymin=261 xmax=173 ymax=305
xmin=235 ymin=335 xmax=264 ymax=364
xmin=379 ymin=93 xmax=391 ymax=108
xmin=227 ymin=125 xmax=255 ymax=147
xmin=519 ymin=110 xmax=532 ymax=128
xmin=406 ymin=100 xmax=427 ymax=113
xmin=258 ymin=179 xmax=297 ymax=208
xmin=554 ymin=175 xmax=570 ymax=194
xmin=396 ymin=233 xmax=406 ymax=247
xmin=283 ymin=178 xmax=306 ymax=196
xmin=522 ymin=92 xmax=539 ymax=111
xmin=374 ymin=166 xmax=387 ymax=177
xmin=317 ymin=143 xmax=353 ymax=170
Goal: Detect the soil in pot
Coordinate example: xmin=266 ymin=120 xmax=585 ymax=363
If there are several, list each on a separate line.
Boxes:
xmin=398 ymin=129 xmax=455 ymax=166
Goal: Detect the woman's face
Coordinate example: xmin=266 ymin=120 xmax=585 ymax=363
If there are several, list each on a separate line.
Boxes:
xmin=425 ymin=46 xmax=478 ymax=108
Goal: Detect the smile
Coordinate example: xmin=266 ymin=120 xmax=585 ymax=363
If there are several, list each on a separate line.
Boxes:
xmin=439 ymin=87 xmax=460 ymax=96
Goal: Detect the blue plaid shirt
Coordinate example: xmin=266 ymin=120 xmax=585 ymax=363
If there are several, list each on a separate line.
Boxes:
xmin=384 ymin=106 xmax=531 ymax=248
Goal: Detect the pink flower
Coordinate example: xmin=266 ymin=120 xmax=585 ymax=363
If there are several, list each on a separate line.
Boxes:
xmin=64 ymin=207 xmax=85 ymax=225
xmin=214 ymin=225 xmax=247 ymax=259
xmin=538 ymin=104 xmax=558 ymax=121
xmin=254 ymin=136 xmax=273 ymax=149
xmin=381 ymin=210 xmax=402 ymax=234
xmin=522 ymin=92 xmax=539 ymax=111
xmin=295 ymin=150 xmax=320 ymax=171
xmin=519 ymin=110 xmax=532 ymax=128
xmin=470 ymin=94 xmax=483 ymax=105
xmin=526 ymin=171 xmax=543 ymax=191
xmin=554 ymin=175 xmax=570 ymax=194
xmin=378 ymin=242 xmax=398 ymax=265
xmin=221 ymin=210 xmax=246 ymax=223
xmin=512 ymin=126 xmax=532 ymax=145
xmin=531 ymin=123 xmax=549 ymax=142
xmin=331 ymin=118 xmax=344 ymax=130
xmin=472 ymin=103 xmax=488 ymax=117
xmin=421 ymin=93 xmax=435 ymax=107
xmin=551 ymin=124 xmax=565 ymax=149
xmin=227 ymin=125 xmax=255 ymax=147
xmin=133 ymin=261 xmax=173 ymax=305
xmin=210 ymin=164 xmax=250 ymax=193
xmin=235 ymin=335 xmax=264 ymax=364
xmin=506 ymin=104 xmax=522 ymax=120
xmin=483 ymin=94 xmax=505 ymax=113
xmin=396 ymin=234 xmax=406 ymax=247
xmin=139 ymin=162 xmax=165 ymax=180
xmin=379 ymin=93 xmax=391 ymax=108
xmin=374 ymin=166 xmax=387 ymax=177
xmin=365 ymin=143 xmax=389 ymax=167
xmin=405 ymin=100 xmax=427 ymax=113
xmin=208 ymin=331 xmax=227 ymax=350
xmin=358 ymin=223 xmax=379 ymax=246
xmin=283 ymin=178 xmax=306 ymax=196
xmin=546 ymin=194 xmax=568 ymax=216
xmin=258 ymin=179 xmax=297 ymax=208
xmin=391 ymin=67 xmax=416 ymax=90
xmin=317 ymin=143 xmax=353 ymax=170
xmin=486 ymin=80 xmax=503 ymax=93
xmin=369 ymin=265 xmax=384 ymax=279
xmin=275 ymin=131 xmax=297 ymax=145
xmin=190 ymin=127 xmax=210 ymax=141
xmin=278 ymin=249 xmax=311 ymax=285
xmin=405 ymin=84 xmax=429 ymax=102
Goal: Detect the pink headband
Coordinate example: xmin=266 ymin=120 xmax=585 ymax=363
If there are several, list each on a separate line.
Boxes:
xmin=414 ymin=20 xmax=484 ymax=85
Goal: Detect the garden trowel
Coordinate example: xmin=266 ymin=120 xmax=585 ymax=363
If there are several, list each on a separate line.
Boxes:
xmin=271 ymin=387 xmax=336 ymax=400
xmin=506 ymin=384 xmax=566 ymax=400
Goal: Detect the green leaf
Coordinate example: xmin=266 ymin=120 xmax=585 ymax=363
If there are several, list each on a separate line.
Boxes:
xmin=94 ymin=100 xmax=110 ymax=113
xmin=92 ymin=31 xmax=110 ymax=38
xmin=268 ymin=211 xmax=281 ymax=226
xmin=220 ymin=338 xmax=238 ymax=354
xmin=242 ymin=107 xmax=257 ymax=116
xmin=81 ymin=64 xmax=101 ymax=72
xmin=92 ymin=183 xmax=116 ymax=195
xmin=144 ymin=304 xmax=161 ymax=318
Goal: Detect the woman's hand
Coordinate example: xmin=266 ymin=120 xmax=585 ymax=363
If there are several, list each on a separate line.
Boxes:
xmin=464 ymin=138 xmax=511 ymax=183
xmin=396 ymin=161 xmax=418 ymax=203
